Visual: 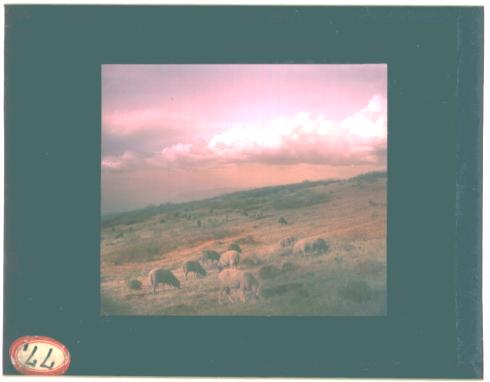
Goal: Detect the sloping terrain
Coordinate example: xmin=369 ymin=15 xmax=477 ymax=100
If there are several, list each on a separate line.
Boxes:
xmin=101 ymin=171 xmax=387 ymax=316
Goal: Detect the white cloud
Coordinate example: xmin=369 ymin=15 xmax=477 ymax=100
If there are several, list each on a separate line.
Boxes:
xmin=102 ymin=95 xmax=387 ymax=171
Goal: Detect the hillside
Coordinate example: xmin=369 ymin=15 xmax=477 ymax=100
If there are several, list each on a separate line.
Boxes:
xmin=101 ymin=171 xmax=387 ymax=315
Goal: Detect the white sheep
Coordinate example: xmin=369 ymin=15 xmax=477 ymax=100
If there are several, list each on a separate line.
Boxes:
xmin=293 ymin=237 xmax=329 ymax=256
xmin=218 ymin=268 xmax=261 ymax=303
xmin=218 ymin=250 xmax=240 ymax=269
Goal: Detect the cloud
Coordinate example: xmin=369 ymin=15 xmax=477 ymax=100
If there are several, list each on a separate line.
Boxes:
xmin=102 ymin=95 xmax=387 ymax=171
xmin=101 ymin=151 xmax=142 ymax=171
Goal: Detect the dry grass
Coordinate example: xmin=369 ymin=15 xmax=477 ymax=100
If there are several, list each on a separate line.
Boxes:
xmin=101 ymin=174 xmax=387 ymax=316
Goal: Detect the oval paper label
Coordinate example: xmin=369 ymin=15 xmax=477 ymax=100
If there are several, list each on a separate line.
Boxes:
xmin=9 ymin=336 xmax=71 ymax=375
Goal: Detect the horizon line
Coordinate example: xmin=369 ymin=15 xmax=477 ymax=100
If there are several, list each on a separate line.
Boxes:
xmin=101 ymin=169 xmax=387 ymax=218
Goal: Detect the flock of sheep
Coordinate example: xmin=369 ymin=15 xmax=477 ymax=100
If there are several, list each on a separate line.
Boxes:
xmin=146 ymin=236 xmax=329 ymax=304
xmin=148 ymin=246 xmax=261 ymax=303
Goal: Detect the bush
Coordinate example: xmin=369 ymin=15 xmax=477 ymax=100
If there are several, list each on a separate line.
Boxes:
xmin=234 ymin=236 xmax=257 ymax=245
xmin=279 ymin=236 xmax=296 ymax=248
xmin=258 ymin=265 xmax=281 ymax=280
xmin=241 ymin=254 xmax=262 ymax=268
xmin=228 ymin=243 xmax=242 ymax=253
xmin=127 ymin=279 xmax=142 ymax=290
xmin=281 ymin=262 xmax=299 ymax=272
xmin=278 ymin=217 xmax=288 ymax=225
xmin=311 ymin=238 xmax=329 ymax=254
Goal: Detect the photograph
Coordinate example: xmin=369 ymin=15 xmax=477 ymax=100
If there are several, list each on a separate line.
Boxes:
xmin=4 ymin=4 xmax=482 ymax=377
xmin=100 ymin=64 xmax=387 ymax=316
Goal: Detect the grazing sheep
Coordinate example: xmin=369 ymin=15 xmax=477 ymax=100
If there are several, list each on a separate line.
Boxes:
xmin=201 ymin=250 xmax=221 ymax=264
xmin=228 ymin=243 xmax=242 ymax=253
xmin=182 ymin=260 xmax=207 ymax=280
xmin=293 ymin=238 xmax=330 ymax=256
xmin=218 ymin=250 xmax=240 ymax=269
xmin=218 ymin=269 xmax=261 ymax=303
xmin=148 ymin=268 xmax=180 ymax=294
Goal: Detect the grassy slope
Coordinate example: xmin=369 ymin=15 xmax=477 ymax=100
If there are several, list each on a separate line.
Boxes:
xmin=101 ymin=172 xmax=387 ymax=316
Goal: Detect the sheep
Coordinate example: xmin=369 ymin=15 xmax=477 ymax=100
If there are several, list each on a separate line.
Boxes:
xmin=182 ymin=260 xmax=207 ymax=280
xmin=148 ymin=268 xmax=180 ymax=294
xmin=201 ymin=249 xmax=221 ymax=264
xmin=218 ymin=269 xmax=261 ymax=303
xmin=293 ymin=238 xmax=330 ymax=256
xmin=218 ymin=250 xmax=240 ymax=269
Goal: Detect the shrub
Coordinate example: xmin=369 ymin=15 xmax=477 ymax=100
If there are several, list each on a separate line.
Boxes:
xmin=258 ymin=265 xmax=281 ymax=280
xmin=241 ymin=254 xmax=262 ymax=268
xmin=278 ymin=217 xmax=288 ymax=225
xmin=279 ymin=236 xmax=296 ymax=248
xmin=127 ymin=279 xmax=142 ymax=290
xmin=311 ymin=238 xmax=329 ymax=254
xmin=281 ymin=262 xmax=299 ymax=272
xmin=228 ymin=243 xmax=242 ymax=253
xmin=234 ymin=236 xmax=257 ymax=245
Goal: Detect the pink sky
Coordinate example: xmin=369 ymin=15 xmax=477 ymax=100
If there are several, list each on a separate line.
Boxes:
xmin=102 ymin=64 xmax=387 ymax=214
